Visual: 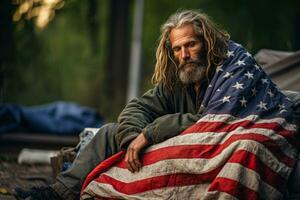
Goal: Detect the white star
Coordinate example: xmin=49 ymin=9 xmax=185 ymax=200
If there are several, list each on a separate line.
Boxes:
xmin=240 ymin=96 xmax=247 ymax=107
xmin=244 ymin=71 xmax=254 ymax=79
xmin=278 ymin=104 xmax=286 ymax=110
xmin=216 ymin=65 xmax=223 ymax=73
xmin=208 ymin=84 xmax=213 ymax=88
xmin=257 ymin=101 xmax=267 ymax=110
xmin=226 ymin=51 xmax=234 ymax=57
xmin=261 ymin=78 xmax=268 ymax=84
xmin=232 ymin=82 xmax=244 ymax=90
xmin=236 ymin=60 xmax=246 ymax=66
xmin=217 ymin=89 xmax=221 ymax=92
xmin=251 ymin=88 xmax=257 ymax=96
xmin=234 ymin=43 xmax=242 ymax=47
xmin=245 ymin=52 xmax=251 ymax=57
xmin=280 ymin=109 xmax=287 ymax=113
xmin=223 ymin=72 xmax=233 ymax=79
xmin=221 ymin=96 xmax=231 ymax=103
xmin=267 ymin=90 xmax=274 ymax=98
xmin=254 ymin=64 xmax=261 ymax=71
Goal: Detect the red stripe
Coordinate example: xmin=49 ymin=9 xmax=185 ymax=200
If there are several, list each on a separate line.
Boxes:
xmin=94 ymin=166 xmax=222 ymax=195
xmin=182 ymin=120 xmax=296 ymax=147
xmin=207 ymin=177 xmax=260 ymax=200
xmin=92 ymin=149 xmax=286 ymax=196
xmin=116 ymin=133 xmax=295 ymax=169
xmin=81 ymin=151 xmax=125 ymax=192
xmin=228 ymin=150 xmax=286 ymax=194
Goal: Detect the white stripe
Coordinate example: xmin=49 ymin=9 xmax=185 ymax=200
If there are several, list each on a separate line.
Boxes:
xmin=147 ymin=126 xmax=297 ymax=160
xmin=197 ymin=114 xmax=297 ymax=132
xmin=102 ymin=140 xmax=292 ymax=183
xmin=81 ymin=181 xmax=210 ymax=199
xmin=217 ymin=162 xmax=283 ymax=200
xmin=202 ymin=191 xmax=239 ymax=200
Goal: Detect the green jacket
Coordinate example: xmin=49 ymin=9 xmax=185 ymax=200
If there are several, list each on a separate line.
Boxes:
xmin=116 ymin=82 xmax=208 ymax=149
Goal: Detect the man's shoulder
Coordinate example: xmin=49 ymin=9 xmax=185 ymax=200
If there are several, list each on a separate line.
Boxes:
xmin=220 ymin=40 xmax=257 ymax=72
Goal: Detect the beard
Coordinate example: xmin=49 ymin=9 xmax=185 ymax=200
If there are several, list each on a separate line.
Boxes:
xmin=178 ymin=59 xmax=207 ymax=85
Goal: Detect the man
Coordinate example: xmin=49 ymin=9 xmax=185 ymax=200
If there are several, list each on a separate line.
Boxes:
xmin=15 ymin=10 xmax=298 ymax=200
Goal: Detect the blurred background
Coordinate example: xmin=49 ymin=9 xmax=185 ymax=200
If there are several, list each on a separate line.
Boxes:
xmin=1 ymin=0 xmax=300 ymax=121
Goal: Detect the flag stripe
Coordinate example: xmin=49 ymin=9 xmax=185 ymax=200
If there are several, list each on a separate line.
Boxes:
xmin=195 ymin=114 xmax=296 ymax=132
xmin=94 ymin=167 xmax=221 ymax=195
xmin=117 ymin=133 xmax=295 ymax=169
xmin=110 ymin=142 xmax=291 ymax=184
xmin=227 ymin=150 xmax=287 ymax=193
xmin=183 ymin=120 xmax=296 ymax=147
xmin=209 ymin=163 xmax=283 ymax=200
xmin=147 ymin=125 xmax=296 ymax=159
xmin=102 ymin=142 xmax=289 ymax=186
xmin=207 ymin=177 xmax=260 ymax=200
xmin=84 ymin=182 xmax=211 ymax=200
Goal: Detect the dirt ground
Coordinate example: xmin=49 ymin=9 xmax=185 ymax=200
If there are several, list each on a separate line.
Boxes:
xmin=0 ymin=132 xmax=79 ymax=199
xmin=0 ymin=155 xmax=55 ymax=200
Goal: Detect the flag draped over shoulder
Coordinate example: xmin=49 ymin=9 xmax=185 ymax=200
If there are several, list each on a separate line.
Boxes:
xmin=81 ymin=41 xmax=298 ymax=200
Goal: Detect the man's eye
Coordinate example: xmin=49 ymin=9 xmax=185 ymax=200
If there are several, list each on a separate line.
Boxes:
xmin=173 ymin=47 xmax=180 ymax=52
xmin=189 ymin=42 xmax=195 ymax=47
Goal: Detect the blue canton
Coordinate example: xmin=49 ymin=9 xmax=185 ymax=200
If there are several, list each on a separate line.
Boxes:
xmin=201 ymin=41 xmax=294 ymax=120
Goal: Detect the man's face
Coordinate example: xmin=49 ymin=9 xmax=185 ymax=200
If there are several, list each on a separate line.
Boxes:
xmin=169 ymin=24 xmax=206 ymax=84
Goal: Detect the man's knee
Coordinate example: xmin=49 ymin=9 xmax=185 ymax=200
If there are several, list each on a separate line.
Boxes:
xmin=78 ymin=123 xmax=120 ymax=154
xmin=96 ymin=123 xmax=119 ymax=135
xmin=92 ymin=123 xmax=120 ymax=152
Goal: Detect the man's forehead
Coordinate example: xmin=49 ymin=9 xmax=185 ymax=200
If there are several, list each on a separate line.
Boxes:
xmin=169 ymin=24 xmax=199 ymax=47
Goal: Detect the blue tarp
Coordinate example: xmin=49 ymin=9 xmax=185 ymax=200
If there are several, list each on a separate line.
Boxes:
xmin=0 ymin=102 xmax=104 ymax=135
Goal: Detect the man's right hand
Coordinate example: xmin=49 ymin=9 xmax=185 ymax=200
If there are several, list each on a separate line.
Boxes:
xmin=124 ymin=133 xmax=148 ymax=173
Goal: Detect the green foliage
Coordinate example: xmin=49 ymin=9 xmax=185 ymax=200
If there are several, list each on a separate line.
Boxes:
xmin=6 ymin=0 xmax=109 ymax=110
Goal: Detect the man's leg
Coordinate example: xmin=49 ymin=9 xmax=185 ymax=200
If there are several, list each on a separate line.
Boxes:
xmin=52 ymin=123 xmax=120 ymax=199
xmin=15 ymin=123 xmax=121 ymax=200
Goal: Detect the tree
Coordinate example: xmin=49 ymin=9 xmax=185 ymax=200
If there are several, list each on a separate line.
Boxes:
xmin=0 ymin=0 xmax=14 ymax=102
xmin=102 ymin=0 xmax=130 ymax=119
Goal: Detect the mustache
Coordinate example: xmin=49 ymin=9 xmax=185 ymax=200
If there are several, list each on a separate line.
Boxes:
xmin=178 ymin=59 xmax=205 ymax=69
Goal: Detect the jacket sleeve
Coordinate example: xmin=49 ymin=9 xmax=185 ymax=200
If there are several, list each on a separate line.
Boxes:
xmin=142 ymin=112 xmax=202 ymax=145
xmin=116 ymin=84 xmax=205 ymax=148
xmin=116 ymin=84 xmax=172 ymax=149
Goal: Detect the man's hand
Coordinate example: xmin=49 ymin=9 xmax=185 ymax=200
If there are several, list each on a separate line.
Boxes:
xmin=125 ymin=133 xmax=148 ymax=173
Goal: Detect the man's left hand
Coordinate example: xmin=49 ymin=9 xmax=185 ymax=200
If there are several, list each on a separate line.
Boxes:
xmin=125 ymin=133 xmax=148 ymax=173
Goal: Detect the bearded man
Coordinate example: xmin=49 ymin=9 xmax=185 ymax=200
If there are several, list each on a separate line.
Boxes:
xmin=15 ymin=10 xmax=299 ymax=200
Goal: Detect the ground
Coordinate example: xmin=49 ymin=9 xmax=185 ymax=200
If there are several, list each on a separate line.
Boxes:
xmin=0 ymin=154 xmax=54 ymax=200
xmin=0 ymin=133 xmax=78 ymax=200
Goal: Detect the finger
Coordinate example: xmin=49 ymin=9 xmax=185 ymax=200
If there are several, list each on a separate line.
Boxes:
xmin=127 ymin=148 xmax=138 ymax=173
xmin=132 ymin=149 xmax=141 ymax=171
xmin=129 ymin=147 xmax=139 ymax=172
xmin=125 ymin=150 xmax=134 ymax=173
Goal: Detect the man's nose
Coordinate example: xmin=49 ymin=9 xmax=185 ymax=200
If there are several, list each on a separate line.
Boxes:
xmin=181 ymin=48 xmax=190 ymax=61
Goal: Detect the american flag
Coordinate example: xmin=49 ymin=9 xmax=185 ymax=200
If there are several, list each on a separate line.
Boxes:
xmin=81 ymin=41 xmax=298 ymax=199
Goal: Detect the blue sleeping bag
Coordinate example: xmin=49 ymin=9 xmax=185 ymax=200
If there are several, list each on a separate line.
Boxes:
xmin=0 ymin=102 xmax=104 ymax=135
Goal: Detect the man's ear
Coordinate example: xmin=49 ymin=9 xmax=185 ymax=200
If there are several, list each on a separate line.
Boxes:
xmin=165 ymin=40 xmax=172 ymax=51
xmin=167 ymin=50 xmax=177 ymax=67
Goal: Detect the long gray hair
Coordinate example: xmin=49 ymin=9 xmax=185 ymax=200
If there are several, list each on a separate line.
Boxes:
xmin=152 ymin=10 xmax=230 ymax=89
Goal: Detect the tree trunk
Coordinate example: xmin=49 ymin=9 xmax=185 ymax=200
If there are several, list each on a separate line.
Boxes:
xmin=103 ymin=0 xmax=130 ymax=119
xmin=87 ymin=0 xmax=99 ymax=55
xmin=0 ymin=0 xmax=14 ymax=102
